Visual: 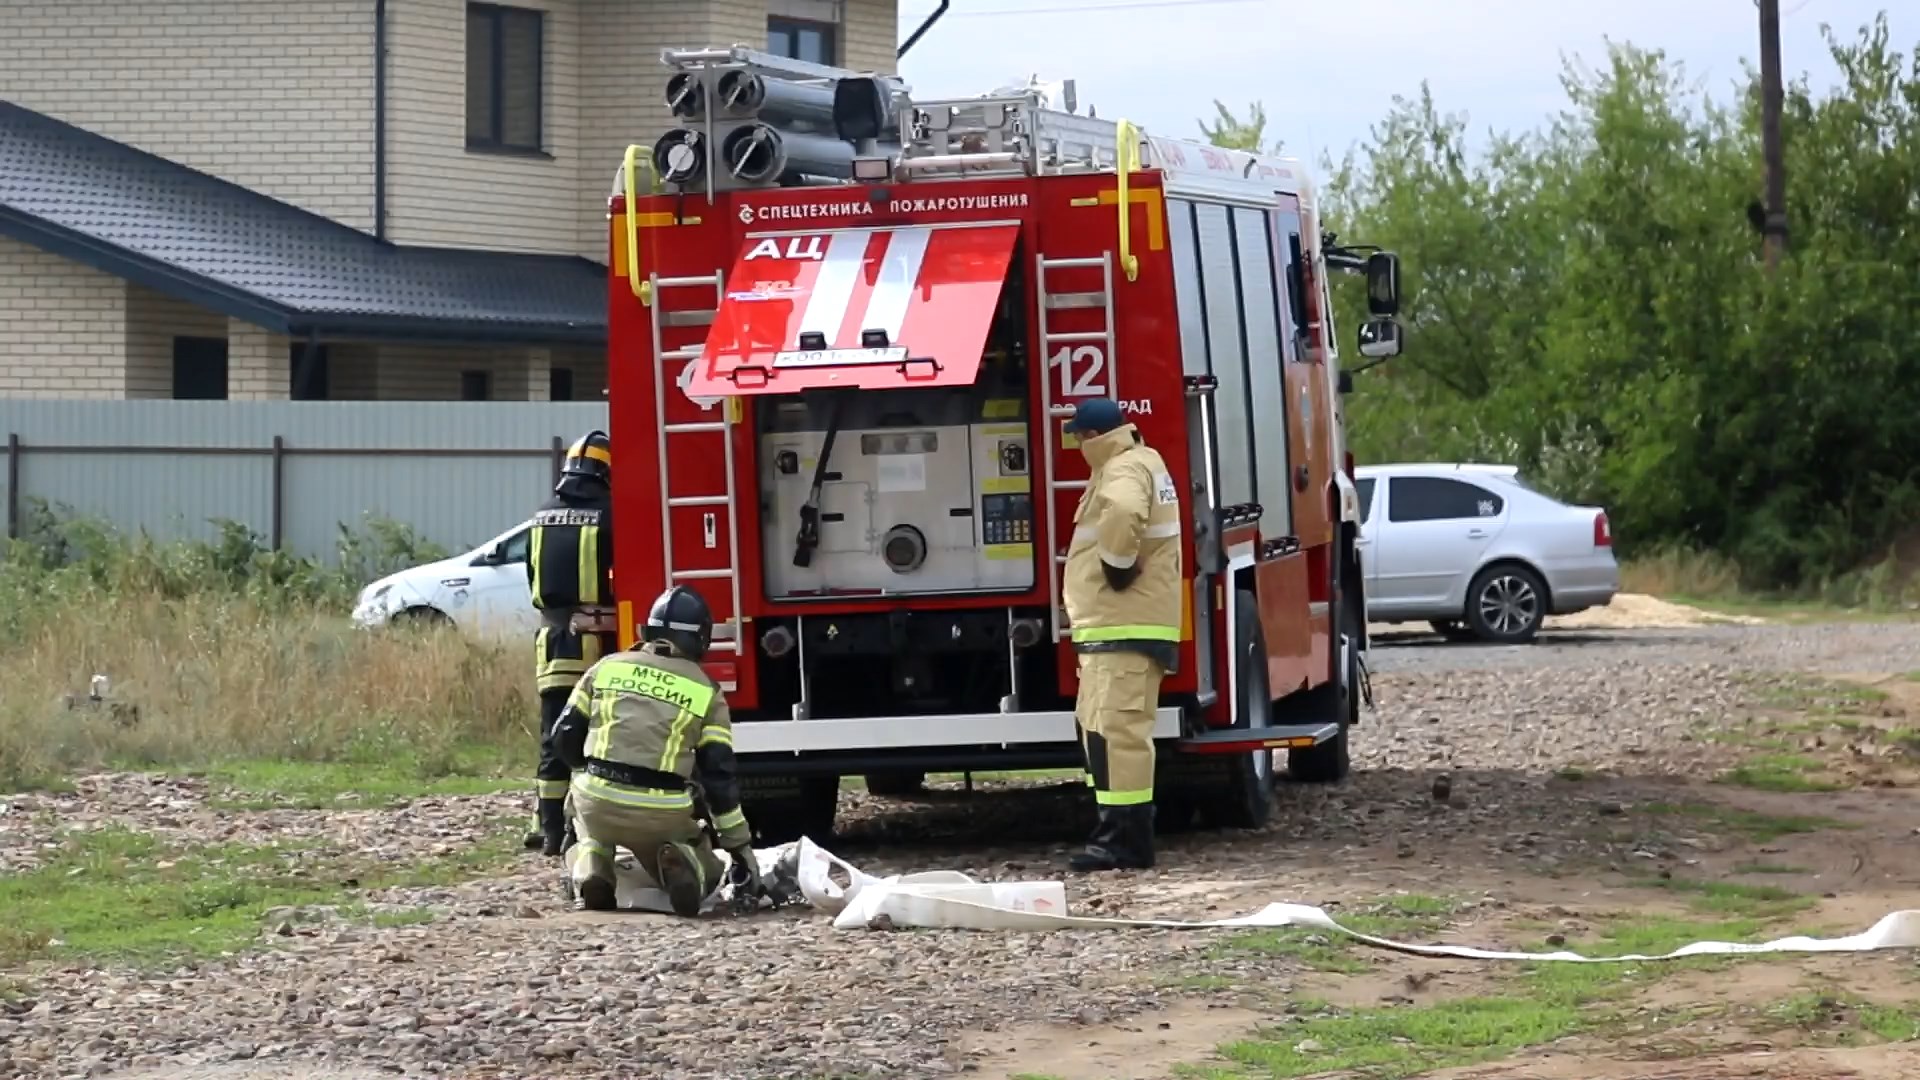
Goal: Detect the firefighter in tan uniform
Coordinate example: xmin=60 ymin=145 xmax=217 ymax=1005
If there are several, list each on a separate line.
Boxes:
xmin=1060 ymin=398 xmax=1183 ymax=872
xmin=524 ymin=430 xmax=617 ymax=857
xmin=544 ymin=585 xmax=766 ymax=915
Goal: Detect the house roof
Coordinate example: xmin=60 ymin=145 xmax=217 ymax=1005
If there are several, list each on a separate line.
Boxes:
xmin=0 ymin=100 xmax=606 ymax=345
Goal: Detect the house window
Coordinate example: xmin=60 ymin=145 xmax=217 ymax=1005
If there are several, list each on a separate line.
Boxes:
xmin=467 ymin=2 xmax=544 ymax=154
xmin=767 ymin=17 xmax=836 ymax=65
xmin=461 ymin=370 xmax=493 ymax=401
xmin=289 ymin=344 xmax=330 ymax=401
xmin=549 ymin=366 xmax=574 ymax=401
xmin=172 ymin=337 xmax=228 ymax=400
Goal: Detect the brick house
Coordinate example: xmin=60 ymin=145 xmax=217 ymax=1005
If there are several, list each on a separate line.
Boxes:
xmin=0 ymin=0 xmax=898 ymax=401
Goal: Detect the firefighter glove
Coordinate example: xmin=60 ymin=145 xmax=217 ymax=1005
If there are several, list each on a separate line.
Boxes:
xmin=1101 ymin=560 xmax=1142 ymax=592
xmin=726 ymin=846 xmax=768 ymax=908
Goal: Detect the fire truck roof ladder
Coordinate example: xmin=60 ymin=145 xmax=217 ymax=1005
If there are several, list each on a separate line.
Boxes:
xmin=1035 ymin=251 xmax=1119 ymax=643
xmin=647 ymin=270 xmax=744 ymax=654
xmin=900 ymin=92 xmax=1130 ymax=180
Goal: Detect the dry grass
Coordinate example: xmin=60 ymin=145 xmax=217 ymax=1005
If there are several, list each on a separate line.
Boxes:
xmin=1620 ymin=547 xmax=1746 ymax=599
xmin=0 ymin=591 xmax=529 ymax=790
xmin=0 ymin=508 xmax=530 ymax=791
xmin=1622 ymin=545 xmax=1920 ymax=616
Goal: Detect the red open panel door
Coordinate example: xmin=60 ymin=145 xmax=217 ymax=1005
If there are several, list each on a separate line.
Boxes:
xmin=685 ymin=221 xmax=1019 ymax=396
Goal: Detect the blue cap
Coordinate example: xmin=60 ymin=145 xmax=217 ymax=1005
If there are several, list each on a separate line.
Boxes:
xmin=1063 ymin=398 xmax=1124 ymax=435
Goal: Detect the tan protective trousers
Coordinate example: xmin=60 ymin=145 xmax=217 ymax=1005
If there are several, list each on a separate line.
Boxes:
xmin=565 ymin=792 xmax=726 ymax=903
xmin=1072 ymin=651 xmax=1167 ymax=808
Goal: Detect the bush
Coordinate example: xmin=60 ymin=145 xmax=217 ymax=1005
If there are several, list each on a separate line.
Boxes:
xmin=0 ymin=505 xmax=530 ymax=791
xmin=1322 ymin=16 xmax=1920 ymax=592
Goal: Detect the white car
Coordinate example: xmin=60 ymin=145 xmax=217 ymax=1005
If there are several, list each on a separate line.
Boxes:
xmin=1353 ymin=463 xmax=1618 ymax=644
xmin=350 ymin=520 xmax=539 ymax=641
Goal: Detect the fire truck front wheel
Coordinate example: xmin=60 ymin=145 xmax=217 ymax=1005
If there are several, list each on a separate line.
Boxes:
xmin=1287 ymin=586 xmax=1359 ymax=785
xmin=1192 ymin=589 xmax=1277 ymax=831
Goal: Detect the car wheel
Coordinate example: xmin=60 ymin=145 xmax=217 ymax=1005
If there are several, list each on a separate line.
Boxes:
xmin=1465 ymin=564 xmax=1547 ymax=644
xmin=395 ymin=606 xmax=452 ymax=628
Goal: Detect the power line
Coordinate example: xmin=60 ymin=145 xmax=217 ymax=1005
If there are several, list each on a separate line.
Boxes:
xmin=904 ymin=0 xmax=1260 ymax=19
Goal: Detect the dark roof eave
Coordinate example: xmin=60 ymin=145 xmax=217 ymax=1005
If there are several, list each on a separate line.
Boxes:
xmin=0 ymin=203 xmax=297 ymax=334
xmin=288 ymin=314 xmax=607 ymax=347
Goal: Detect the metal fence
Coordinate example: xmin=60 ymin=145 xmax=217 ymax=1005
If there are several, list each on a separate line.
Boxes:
xmin=0 ymin=401 xmax=609 ymax=561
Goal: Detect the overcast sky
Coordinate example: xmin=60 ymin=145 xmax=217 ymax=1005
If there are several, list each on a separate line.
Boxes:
xmin=896 ymin=0 xmax=1915 ymax=168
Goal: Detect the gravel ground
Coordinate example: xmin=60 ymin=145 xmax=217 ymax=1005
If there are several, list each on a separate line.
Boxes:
xmin=3 ymin=620 xmax=1919 ymax=1080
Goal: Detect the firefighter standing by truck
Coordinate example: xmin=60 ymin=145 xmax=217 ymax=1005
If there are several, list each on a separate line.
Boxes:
xmin=1061 ymin=398 xmax=1183 ymax=872
xmin=524 ymin=430 xmax=617 ymax=857
xmin=544 ymin=585 xmax=765 ymax=914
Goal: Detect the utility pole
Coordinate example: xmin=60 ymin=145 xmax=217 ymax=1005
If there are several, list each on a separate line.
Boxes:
xmin=1758 ymin=0 xmax=1788 ymax=271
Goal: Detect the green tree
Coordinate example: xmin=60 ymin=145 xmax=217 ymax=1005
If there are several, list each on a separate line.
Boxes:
xmin=1317 ymin=14 xmax=1920 ymax=588
xmin=1198 ymin=99 xmax=1279 ymax=155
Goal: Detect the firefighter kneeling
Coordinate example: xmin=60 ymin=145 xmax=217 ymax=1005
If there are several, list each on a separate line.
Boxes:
xmin=543 ymin=586 xmax=766 ymax=914
xmin=1061 ymin=398 xmax=1183 ymax=872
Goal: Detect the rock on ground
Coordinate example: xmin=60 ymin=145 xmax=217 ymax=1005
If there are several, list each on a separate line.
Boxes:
xmin=3 ymin=621 xmax=1919 ymax=1079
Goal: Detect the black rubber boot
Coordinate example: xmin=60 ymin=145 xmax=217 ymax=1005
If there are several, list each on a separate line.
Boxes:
xmin=576 ymin=875 xmax=616 ymax=912
xmin=656 ymin=843 xmax=705 ymax=917
xmin=522 ymin=808 xmax=543 ymax=850
xmin=1068 ymin=804 xmax=1156 ymax=872
xmin=538 ymin=798 xmax=568 ymax=858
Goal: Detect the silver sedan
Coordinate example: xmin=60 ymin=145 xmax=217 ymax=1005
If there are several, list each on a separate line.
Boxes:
xmin=1353 ymin=463 xmax=1619 ymax=643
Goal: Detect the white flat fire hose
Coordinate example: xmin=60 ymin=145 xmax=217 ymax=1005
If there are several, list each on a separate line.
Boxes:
xmin=602 ymin=838 xmax=1920 ymax=962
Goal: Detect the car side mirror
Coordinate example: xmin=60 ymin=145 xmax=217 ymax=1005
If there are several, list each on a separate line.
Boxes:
xmin=1337 ymin=370 xmax=1355 ymax=394
xmin=1364 ymin=251 xmax=1401 ymax=317
xmin=1357 ymin=318 xmax=1403 ymax=359
xmin=474 ymin=542 xmax=506 ymax=566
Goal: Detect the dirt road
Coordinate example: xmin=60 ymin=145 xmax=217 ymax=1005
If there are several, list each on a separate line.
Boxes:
xmin=3 ymin=617 xmax=1918 ymax=1080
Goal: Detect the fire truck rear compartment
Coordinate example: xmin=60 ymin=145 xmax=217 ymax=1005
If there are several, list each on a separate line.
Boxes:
xmin=743 ymin=246 xmax=1067 ymax=726
xmin=751 ymin=604 xmax=1062 ymax=720
xmin=753 ymin=243 xmax=1035 ymax=602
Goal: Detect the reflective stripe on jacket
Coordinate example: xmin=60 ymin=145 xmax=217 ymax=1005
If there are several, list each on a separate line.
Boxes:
xmin=562 ymin=646 xmax=733 ymax=783
xmin=1061 ymin=423 xmax=1183 ymax=650
xmin=528 ymin=491 xmax=613 ymax=611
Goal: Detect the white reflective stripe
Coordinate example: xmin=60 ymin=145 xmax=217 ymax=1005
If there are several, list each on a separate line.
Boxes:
xmin=1098 ymin=547 xmax=1137 ymax=569
xmin=1143 ymin=521 xmax=1182 ymax=539
xmin=796 ymin=230 xmax=871 ymax=341
xmin=664 ymin=620 xmax=703 ymax=632
xmin=1072 ymin=526 xmax=1099 ymax=543
xmin=860 ymin=227 xmax=933 ymax=342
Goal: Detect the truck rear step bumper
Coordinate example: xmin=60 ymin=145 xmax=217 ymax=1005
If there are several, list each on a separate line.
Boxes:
xmin=736 ymin=707 xmax=1183 ymax=755
xmin=1172 ymin=722 xmax=1342 ymax=754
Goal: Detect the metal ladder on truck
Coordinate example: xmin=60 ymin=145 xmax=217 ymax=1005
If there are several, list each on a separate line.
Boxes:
xmin=1034 ymin=251 xmax=1119 ymax=644
xmin=646 ymin=271 xmax=743 ymax=655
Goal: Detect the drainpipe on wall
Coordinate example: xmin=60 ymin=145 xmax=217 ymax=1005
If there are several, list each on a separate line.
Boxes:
xmin=897 ymin=0 xmax=949 ymax=60
xmin=294 ymin=338 xmax=324 ymax=401
xmin=374 ymin=0 xmax=389 ymax=240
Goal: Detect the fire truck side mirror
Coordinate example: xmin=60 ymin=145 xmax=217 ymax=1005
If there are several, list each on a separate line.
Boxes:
xmin=1364 ymin=252 xmax=1401 ymax=317
xmin=1357 ymin=318 xmax=1403 ymax=360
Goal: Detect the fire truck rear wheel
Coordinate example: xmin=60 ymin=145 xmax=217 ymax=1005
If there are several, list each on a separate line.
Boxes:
xmin=863 ymin=770 xmax=927 ymax=797
xmin=1196 ymin=589 xmax=1277 ymax=831
xmin=741 ymin=775 xmax=840 ymax=847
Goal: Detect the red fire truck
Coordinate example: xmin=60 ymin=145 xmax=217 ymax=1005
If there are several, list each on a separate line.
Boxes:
xmin=606 ymin=47 xmax=1406 ymax=845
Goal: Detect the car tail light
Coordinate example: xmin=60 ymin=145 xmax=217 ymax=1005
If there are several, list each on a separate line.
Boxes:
xmin=1593 ymin=511 xmax=1612 ymax=547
